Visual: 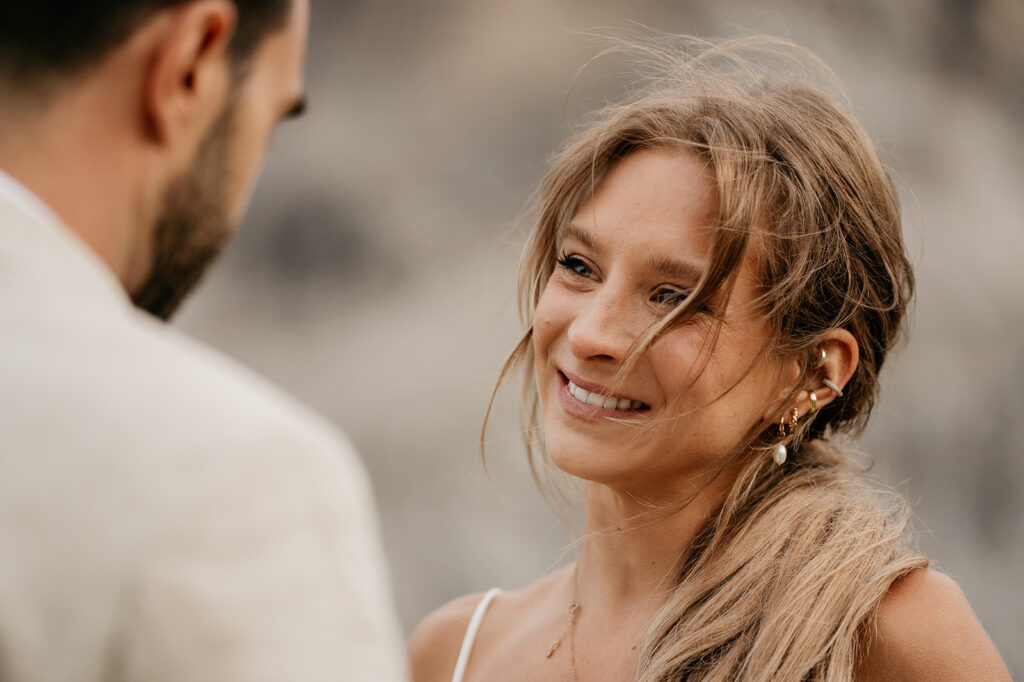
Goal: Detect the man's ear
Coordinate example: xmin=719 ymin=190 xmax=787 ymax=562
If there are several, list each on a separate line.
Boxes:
xmin=142 ymin=0 xmax=237 ymax=149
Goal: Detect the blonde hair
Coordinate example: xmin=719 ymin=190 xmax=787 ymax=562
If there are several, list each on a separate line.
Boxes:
xmin=486 ymin=35 xmax=926 ymax=679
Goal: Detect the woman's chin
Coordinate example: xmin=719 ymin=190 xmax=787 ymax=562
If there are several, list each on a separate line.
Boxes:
xmin=545 ymin=438 xmax=648 ymax=487
xmin=545 ymin=432 xmax=729 ymax=496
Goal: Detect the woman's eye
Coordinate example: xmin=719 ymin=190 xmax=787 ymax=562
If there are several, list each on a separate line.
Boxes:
xmin=556 ymin=254 xmax=594 ymax=278
xmin=652 ymin=288 xmax=689 ymax=307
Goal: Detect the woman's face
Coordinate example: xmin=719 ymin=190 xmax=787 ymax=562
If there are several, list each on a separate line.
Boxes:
xmin=533 ymin=149 xmax=788 ymax=494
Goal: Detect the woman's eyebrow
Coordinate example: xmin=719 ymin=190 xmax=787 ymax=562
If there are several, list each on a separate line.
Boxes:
xmin=561 ymin=224 xmax=599 ymax=252
xmin=564 ymin=224 xmax=704 ymax=282
xmin=647 ymin=255 xmax=704 ymax=283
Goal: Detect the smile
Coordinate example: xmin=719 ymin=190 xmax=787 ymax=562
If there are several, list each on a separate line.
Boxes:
xmin=565 ymin=379 xmax=647 ymax=411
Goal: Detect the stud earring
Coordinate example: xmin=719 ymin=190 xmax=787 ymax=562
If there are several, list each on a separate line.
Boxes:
xmin=822 ymin=378 xmax=843 ymax=398
xmin=809 ymin=391 xmax=818 ymax=413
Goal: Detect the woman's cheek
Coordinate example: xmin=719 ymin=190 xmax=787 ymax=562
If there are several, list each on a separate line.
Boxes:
xmin=533 ymin=288 xmax=566 ymax=352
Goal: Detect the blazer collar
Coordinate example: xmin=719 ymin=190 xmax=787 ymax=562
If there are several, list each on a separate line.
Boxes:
xmin=0 ymin=166 xmax=132 ymax=313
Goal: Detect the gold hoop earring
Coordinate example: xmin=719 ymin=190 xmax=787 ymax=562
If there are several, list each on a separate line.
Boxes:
xmin=809 ymin=391 xmax=818 ymax=413
xmin=774 ymin=405 xmax=798 ymax=464
xmin=814 ymin=347 xmax=826 ymax=368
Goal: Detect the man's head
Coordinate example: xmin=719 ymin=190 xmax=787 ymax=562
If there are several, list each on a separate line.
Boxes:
xmin=0 ymin=1 xmax=292 ymax=89
xmin=0 ymin=0 xmax=309 ymax=318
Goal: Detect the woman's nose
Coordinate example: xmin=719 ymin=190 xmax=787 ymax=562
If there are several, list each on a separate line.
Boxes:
xmin=565 ymin=287 xmax=638 ymax=362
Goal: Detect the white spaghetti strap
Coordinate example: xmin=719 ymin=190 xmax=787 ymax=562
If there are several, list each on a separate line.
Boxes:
xmin=450 ymin=588 xmax=502 ymax=682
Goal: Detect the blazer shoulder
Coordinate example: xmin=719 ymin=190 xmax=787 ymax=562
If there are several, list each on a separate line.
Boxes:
xmin=407 ymin=592 xmax=491 ymax=682
xmin=80 ymin=312 xmax=375 ymax=520
xmin=119 ymin=312 xmax=354 ymax=457
xmin=857 ymin=568 xmax=1011 ymax=681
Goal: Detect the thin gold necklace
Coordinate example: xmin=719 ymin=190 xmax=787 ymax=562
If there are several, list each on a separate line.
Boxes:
xmin=546 ymin=568 xmax=581 ymax=680
xmin=569 ymin=598 xmax=580 ymax=681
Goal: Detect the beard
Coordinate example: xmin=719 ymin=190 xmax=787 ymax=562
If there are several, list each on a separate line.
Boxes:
xmin=131 ymin=100 xmax=237 ymax=321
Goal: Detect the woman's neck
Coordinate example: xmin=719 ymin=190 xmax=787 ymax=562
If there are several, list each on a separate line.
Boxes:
xmin=574 ymin=460 xmax=744 ymax=619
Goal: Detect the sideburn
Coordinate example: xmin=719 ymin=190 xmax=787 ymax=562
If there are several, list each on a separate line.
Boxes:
xmin=131 ymin=99 xmax=236 ymax=320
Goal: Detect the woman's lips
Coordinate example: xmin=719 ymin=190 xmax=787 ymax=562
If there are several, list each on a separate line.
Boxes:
xmin=565 ymin=378 xmax=646 ymax=410
xmin=557 ymin=371 xmax=650 ymax=418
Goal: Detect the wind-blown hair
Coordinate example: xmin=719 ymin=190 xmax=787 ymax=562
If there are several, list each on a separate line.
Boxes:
xmin=486 ymin=35 xmax=926 ymax=680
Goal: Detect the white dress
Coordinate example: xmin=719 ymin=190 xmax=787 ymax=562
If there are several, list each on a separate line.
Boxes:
xmin=450 ymin=588 xmax=503 ymax=682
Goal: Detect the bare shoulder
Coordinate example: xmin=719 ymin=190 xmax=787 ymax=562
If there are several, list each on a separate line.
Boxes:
xmin=407 ymin=591 xmax=490 ymax=682
xmin=857 ymin=568 xmax=1011 ymax=681
xmin=408 ymin=567 xmax=573 ymax=682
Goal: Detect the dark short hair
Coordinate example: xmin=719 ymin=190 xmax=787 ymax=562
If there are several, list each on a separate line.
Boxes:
xmin=0 ymin=0 xmax=290 ymax=89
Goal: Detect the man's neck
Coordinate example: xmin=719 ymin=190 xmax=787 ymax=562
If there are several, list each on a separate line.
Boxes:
xmin=0 ymin=85 xmax=152 ymax=294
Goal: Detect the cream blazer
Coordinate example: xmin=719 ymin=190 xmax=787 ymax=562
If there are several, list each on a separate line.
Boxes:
xmin=0 ymin=174 xmax=404 ymax=681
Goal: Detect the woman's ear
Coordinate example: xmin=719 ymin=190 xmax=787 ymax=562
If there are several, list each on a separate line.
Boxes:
xmin=762 ymin=328 xmax=859 ymax=423
xmin=795 ymin=329 xmax=859 ymax=417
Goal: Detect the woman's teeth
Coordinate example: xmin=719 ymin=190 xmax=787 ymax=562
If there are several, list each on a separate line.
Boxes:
xmin=566 ymin=380 xmax=644 ymax=410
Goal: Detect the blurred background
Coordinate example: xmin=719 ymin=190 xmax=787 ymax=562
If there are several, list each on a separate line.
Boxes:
xmin=176 ymin=0 xmax=1023 ymax=673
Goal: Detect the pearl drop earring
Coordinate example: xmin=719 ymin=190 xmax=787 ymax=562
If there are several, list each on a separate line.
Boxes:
xmin=774 ymin=415 xmax=788 ymax=465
